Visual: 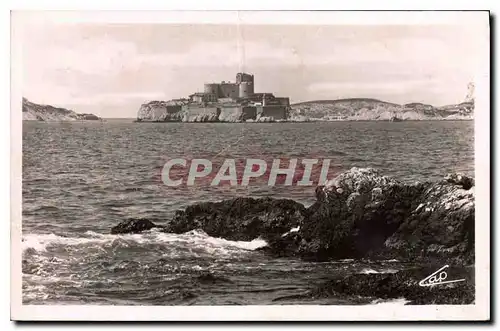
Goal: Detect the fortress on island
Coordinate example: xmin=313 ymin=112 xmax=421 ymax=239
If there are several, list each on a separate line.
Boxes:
xmin=137 ymin=72 xmax=291 ymax=122
xmin=136 ymin=75 xmax=475 ymax=123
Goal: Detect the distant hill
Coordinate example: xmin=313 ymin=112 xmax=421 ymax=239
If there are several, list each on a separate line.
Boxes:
xmin=22 ymin=98 xmax=101 ymax=121
xmin=293 ymin=98 xmax=399 ymax=107
xmin=290 ymin=98 xmax=474 ymax=121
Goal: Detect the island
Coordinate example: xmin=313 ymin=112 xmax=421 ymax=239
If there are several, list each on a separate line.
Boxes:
xmin=136 ymin=73 xmax=474 ymax=122
xmin=22 ymin=98 xmax=101 ymax=122
xmin=136 ymin=72 xmax=291 ymax=123
xmin=289 ymin=98 xmax=474 ymax=122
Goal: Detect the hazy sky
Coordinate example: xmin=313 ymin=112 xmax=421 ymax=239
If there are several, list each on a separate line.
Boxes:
xmin=21 ymin=23 xmax=484 ymax=118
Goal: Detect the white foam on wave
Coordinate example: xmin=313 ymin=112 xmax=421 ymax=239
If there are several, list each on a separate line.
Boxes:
xmin=281 ymin=226 xmax=300 ymax=237
xmin=22 ymin=229 xmax=268 ymax=254
xmin=156 ymin=229 xmax=268 ymax=252
xmin=370 ymin=298 xmax=410 ymax=306
xmin=359 ymin=268 xmax=398 ymax=274
xmin=191 ymin=231 xmax=268 ymax=251
xmin=22 ymin=233 xmax=111 ymax=253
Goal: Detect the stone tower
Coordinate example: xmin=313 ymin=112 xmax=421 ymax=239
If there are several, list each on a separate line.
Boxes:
xmin=236 ymin=73 xmax=254 ymax=98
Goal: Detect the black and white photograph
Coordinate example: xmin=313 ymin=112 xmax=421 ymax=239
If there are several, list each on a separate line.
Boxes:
xmin=11 ymin=10 xmax=490 ymax=321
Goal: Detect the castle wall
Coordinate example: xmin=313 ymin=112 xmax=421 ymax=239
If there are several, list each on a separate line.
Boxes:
xmin=218 ymin=105 xmax=242 ymax=122
xmin=166 ymin=105 xmax=182 ymax=114
xmin=191 ymin=95 xmax=204 ymax=103
xmin=218 ymin=105 xmax=257 ymax=122
xmin=249 ymin=93 xmax=275 ymax=103
xmin=181 ymin=105 xmax=220 ymax=122
xmin=241 ymin=106 xmax=257 ymax=121
xmin=257 ymin=105 xmax=288 ymax=120
xmin=205 ymin=94 xmax=217 ymax=102
xmin=219 ymin=83 xmax=239 ymax=99
xmin=274 ymin=97 xmax=290 ymax=106
xmin=204 ymin=84 xmax=219 ymax=98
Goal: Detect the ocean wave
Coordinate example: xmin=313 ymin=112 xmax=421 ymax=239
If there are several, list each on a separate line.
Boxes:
xmin=359 ymin=268 xmax=398 ymax=274
xmin=22 ymin=229 xmax=268 ymax=255
xmin=22 ymin=233 xmax=110 ymax=253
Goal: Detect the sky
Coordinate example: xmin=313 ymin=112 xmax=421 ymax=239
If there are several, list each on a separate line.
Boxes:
xmin=20 ymin=22 xmax=485 ymax=118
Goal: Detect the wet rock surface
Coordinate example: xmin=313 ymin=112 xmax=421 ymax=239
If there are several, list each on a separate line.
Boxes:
xmin=110 ymin=218 xmax=162 ymax=234
xmin=310 ymin=266 xmax=475 ymax=305
xmin=164 ymin=197 xmax=307 ymax=242
xmin=297 ymin=168 xmax=475 ymax=263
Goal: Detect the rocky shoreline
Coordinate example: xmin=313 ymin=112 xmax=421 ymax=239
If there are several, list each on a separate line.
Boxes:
xmin=136 ymin=98 xmax=474 ymax=122
xmin=22 ymin=98 xmax=101 ymax=122
xmin=289 ymin=99 xmax=474 ymax=122
xmin=110 ymin=168 xmax=475 ymax=304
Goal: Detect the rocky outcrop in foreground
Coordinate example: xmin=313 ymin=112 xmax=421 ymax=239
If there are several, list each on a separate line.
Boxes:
xmin=111 ymin=197 xmax=306 ymax=244
xmin=111 ymin=168 xmax=475 ymax=265
xmin=297 ymin=168 xmax=474 ymax=263
xmin=301 ymin=267 xmax=475 ymax=305
xmin=22 ymin=98 xmax=101 ymax=121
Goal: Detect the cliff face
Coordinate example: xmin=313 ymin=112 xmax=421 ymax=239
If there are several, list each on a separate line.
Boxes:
xmin=289 ymin=98 xmax=474 ymax=121
xmin=22 ymin=98 xmax=101 ymax=121
xmin=136 ymin=100 xmax=187 ymax=122
xmin=137 ymin=100 xmax=285 ymax=123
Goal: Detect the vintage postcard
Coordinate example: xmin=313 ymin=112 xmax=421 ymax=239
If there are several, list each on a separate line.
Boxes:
xmin=11 ymin=10 xmax=490 ymax=321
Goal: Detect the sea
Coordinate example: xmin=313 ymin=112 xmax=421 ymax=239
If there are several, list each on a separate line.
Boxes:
xmin=21 ymin=120 xmax=474 ymax=305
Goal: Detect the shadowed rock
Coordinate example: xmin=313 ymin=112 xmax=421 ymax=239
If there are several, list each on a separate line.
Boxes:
xmin=297 ymin=168 xmax=427 ymax=260
xmin=110 ymin=218 xmax=160 ymax=234
xmin=296 ymin=168 xmax=474 ymax=263
xmin=444 ymin=173 xmax=474 ymax=190
xmin=310 ymin=266 xmax=475 ymax=305
xmin=383 ymin=173 xmax=475 ymax=264
xmin=165 ymin=197 xmax=307 ymax=242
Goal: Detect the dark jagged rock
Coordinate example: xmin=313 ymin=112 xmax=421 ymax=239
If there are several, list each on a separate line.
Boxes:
xmin=383 ymin=173 xmax=475 ymax=264
xmin=76 ymin=113 xmax=101 ymax=120
xmin=310 ymin=266 xmax=475 ymax=305
xmin=444 ymin=173 xmax=475 ymax=190
xmin=110 ymin=218 xmax=161 ymax=234
xmin=259 ymin=231 xmax=303 ymax=257
xmin=292 ymin=168 xmax=475 ymax=263
xmin=297 ymin=168 xmax=427 ymax=261
xmin=165 ymin=197 xmax=307 ymax=242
